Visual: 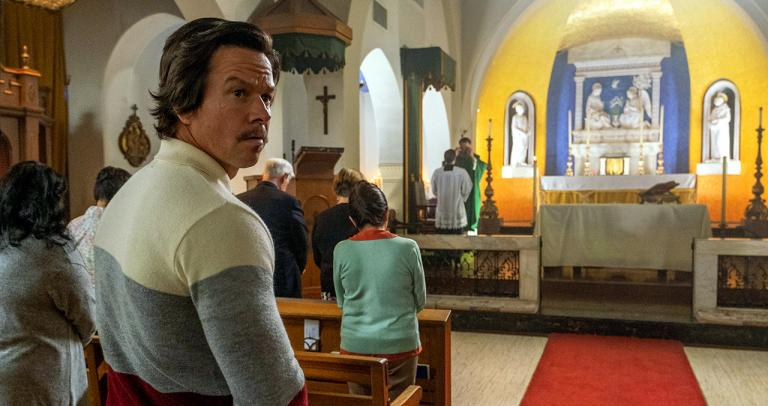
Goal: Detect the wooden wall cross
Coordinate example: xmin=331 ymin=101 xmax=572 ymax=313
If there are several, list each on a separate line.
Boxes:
xmin=315 ymin=86 xmax=336 ymax=134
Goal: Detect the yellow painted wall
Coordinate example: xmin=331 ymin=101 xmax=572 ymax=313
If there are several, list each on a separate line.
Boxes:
xmin=477 ymin=0 xmax=768 ymax=223
xmin=673 ymin=0 xmax=768 ymax=223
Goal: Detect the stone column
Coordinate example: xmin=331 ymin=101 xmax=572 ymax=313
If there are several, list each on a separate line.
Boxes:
xmin=574 ymin=75 xmax=586 ymax=130
xmin=651 ymin=71 xmax=663 ymax=130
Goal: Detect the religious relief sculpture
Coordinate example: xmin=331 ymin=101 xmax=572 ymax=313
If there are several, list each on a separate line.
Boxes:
xmin=585 ymin=83 xmax=612 ymax=130
xmin=509 ymin=102 xmax=530 ymax=166
xmin=118 ymin=105 xmax=151 ymax=167
xmin=504 ymin=91 xmax=535 ymax=169
xmin=619 ymin=86 xmax=651 ymax=129
xmin=708 ymin=92 xmax=732 ymax=160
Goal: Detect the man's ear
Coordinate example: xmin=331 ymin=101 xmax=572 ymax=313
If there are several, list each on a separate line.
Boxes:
xmin=177 ymin=109 xmax=194 ymax=126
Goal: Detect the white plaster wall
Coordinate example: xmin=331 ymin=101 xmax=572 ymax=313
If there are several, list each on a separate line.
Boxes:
xmin=63 ymin=0 xmax=183 ymax=216
xmin=280 ymin=71 xmax=309 ymax=161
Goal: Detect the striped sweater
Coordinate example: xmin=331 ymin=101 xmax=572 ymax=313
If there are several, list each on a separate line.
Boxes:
xmin=94 ymin=139 xmax=304 ymax=405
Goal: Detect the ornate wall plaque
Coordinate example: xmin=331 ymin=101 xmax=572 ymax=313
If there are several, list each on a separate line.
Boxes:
xmin=118 ymin=105 xmax=150 ymax=167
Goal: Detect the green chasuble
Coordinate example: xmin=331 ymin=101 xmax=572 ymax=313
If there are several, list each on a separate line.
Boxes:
xmin=455 ymin=153 xmax=487 ymax=231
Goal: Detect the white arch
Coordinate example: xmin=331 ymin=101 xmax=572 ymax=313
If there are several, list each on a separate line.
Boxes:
xmin=102 ymin=13 xmax=186 ymax=171
xmin=464 ymin=0 xmax=537 ymax=133
xmin=359 ymin=48 xmax=403 ymax=168
xmin=422 ymin=89 xmax=451 ymax=192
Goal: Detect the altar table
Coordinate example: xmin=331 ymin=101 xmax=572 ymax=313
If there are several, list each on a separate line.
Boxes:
xmin=540 ymin=174 xmax=696 ymax=204
xmin=536 ymin=204 xmax=712 ymax=271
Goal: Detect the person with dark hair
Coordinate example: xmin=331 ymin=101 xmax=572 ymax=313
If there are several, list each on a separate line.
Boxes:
xmin=311 ymin=167 xmax=365 ymax=300
xmin=94 ymin=18 xmax=306 ymax=405
xmin=238 ymin=158 xmax=307 ymax=298
xmin=454 ymin=136 xmax=486 ymax=232
xmin=432 ymin=148 xmax=473 ymax=233
xmin=0 ymin=161 xmax=95 ymax=405
xmin=333 ymin=181 xmax=426 ymax=400
xmin=68 ymin=166 xmax=131 ymax=286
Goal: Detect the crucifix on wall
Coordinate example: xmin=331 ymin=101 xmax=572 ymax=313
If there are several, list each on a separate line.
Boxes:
xmin=315 ymin=86 xmax=336 ymax=135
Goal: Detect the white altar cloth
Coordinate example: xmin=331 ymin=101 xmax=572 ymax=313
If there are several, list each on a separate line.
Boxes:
xmin=541 ymin=174 xmax=696 ymax=191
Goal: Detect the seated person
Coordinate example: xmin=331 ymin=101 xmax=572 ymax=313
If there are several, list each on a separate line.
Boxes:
xmin=333 ymin=181 xmax=426 ymax=399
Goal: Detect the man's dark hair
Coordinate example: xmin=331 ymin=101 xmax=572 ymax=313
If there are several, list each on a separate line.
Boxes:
xmin=443 ymin=149 xmax=457 ymax=165
xmin=349 ymin=181 xmax=388 ymax=228
xmin=94 ymin=166 xmax=131 ymax=202
xmin=459 ymin=137 xmax=472 ymax=145
xmin=0 ymin=161 xmax=69 ymax=247
xmin=150 ymin=18 xmax=281 ymax=139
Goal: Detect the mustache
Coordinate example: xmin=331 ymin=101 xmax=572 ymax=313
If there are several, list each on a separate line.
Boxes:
xmin=237 ymin=128 xmax=267 ymax=142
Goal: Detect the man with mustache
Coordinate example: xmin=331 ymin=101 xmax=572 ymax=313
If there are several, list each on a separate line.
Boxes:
xmin=94 ymin=18 xmax=307 ymax=405
xmin=238 ymin=158 xmax=308 ymax=298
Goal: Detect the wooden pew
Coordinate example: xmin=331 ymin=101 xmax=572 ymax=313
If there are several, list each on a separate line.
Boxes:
xmin=84 ymin=338 xmax=424 ymax=406
xmin=296 ymin=351 xmax=422 ymax=406
xmin=278 ymin=298 xmax=452 ymax=406
xmin=84 ymin=337 xmax=109 ymax=406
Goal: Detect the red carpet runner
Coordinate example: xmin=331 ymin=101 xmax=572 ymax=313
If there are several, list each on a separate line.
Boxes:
xmin=521 ymin=334 xmax=707 ymax=406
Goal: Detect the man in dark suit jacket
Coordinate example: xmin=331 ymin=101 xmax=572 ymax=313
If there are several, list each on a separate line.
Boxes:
xmin=238 ymin=158 xmax=308 ymax=298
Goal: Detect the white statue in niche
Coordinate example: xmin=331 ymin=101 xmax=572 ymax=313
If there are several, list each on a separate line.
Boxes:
xmin=509 ymin=101 xmax=530 ymax=166
xmin=585 ymin=82 xmax=612 ymax=130
xmin=619 ymin=86 xmax=651 ymax=129
xmin=709 ymin=92 xmax=732 ymax=160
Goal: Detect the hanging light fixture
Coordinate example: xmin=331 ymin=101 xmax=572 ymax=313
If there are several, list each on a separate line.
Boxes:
xmin=10 ymin=0 xmax=77 ymax=11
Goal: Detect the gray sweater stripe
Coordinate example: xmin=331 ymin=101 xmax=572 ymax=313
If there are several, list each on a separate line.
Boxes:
xmin=95 ymin=248 xmax=304 ymax=404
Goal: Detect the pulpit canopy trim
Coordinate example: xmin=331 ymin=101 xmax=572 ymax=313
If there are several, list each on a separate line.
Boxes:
xmin=251 ymin=0 xmax=352 ymax=74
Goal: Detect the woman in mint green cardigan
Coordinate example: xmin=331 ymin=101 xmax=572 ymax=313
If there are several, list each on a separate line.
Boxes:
xmin=333 ymin=181 xmax=427 ymax=400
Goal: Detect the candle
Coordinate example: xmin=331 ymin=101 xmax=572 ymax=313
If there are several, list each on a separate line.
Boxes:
xmin=760 ymin=107 xmax=764 ymax=128
xmin=585 ymin=116 xmax=590 ymax=146
xmin=488 ymin=118 xmax=492 ymax=137
xmin=659 ymin=106 xmax=665 ymax=145
xmin=568 ymin=110 xmax=573 ymax=148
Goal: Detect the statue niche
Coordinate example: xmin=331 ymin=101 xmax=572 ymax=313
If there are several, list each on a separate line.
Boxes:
xmin=502 ymin=91 xmax=535 ymax=178
xmin=697 ymin=79 xmax=740 ymax=175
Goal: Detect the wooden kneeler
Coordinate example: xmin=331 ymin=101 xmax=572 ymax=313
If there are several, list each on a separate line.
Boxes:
xmin=296 ymin=351 xmax=422 ymax=406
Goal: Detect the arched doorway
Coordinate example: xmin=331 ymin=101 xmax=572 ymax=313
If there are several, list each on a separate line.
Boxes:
xmin=421 ymin=88 xmax=451 ymax=197
xmin=359 ymin=48 xmax=403 ymax=212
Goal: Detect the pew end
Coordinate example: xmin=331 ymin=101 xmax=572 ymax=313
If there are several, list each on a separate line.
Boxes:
xmin=84 ymin=337 xmax=108 ymax=406
xmin=296 ymin=351 xmax=423 ymax=406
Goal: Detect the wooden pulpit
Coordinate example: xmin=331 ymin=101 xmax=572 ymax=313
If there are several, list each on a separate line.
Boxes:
xmin=294 ymin=146 xmax=344 ymax=298
xmin=0 ymin=51 xmax=52 ymax=177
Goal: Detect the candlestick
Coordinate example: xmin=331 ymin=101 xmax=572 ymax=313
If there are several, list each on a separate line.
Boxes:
xmin=566 ymin=110 xmax=574 ymax=176
xmin=638 ymin=107 xmax=646 ymax=175
xmin=584 ymin=119 xmax=591 ymax=176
